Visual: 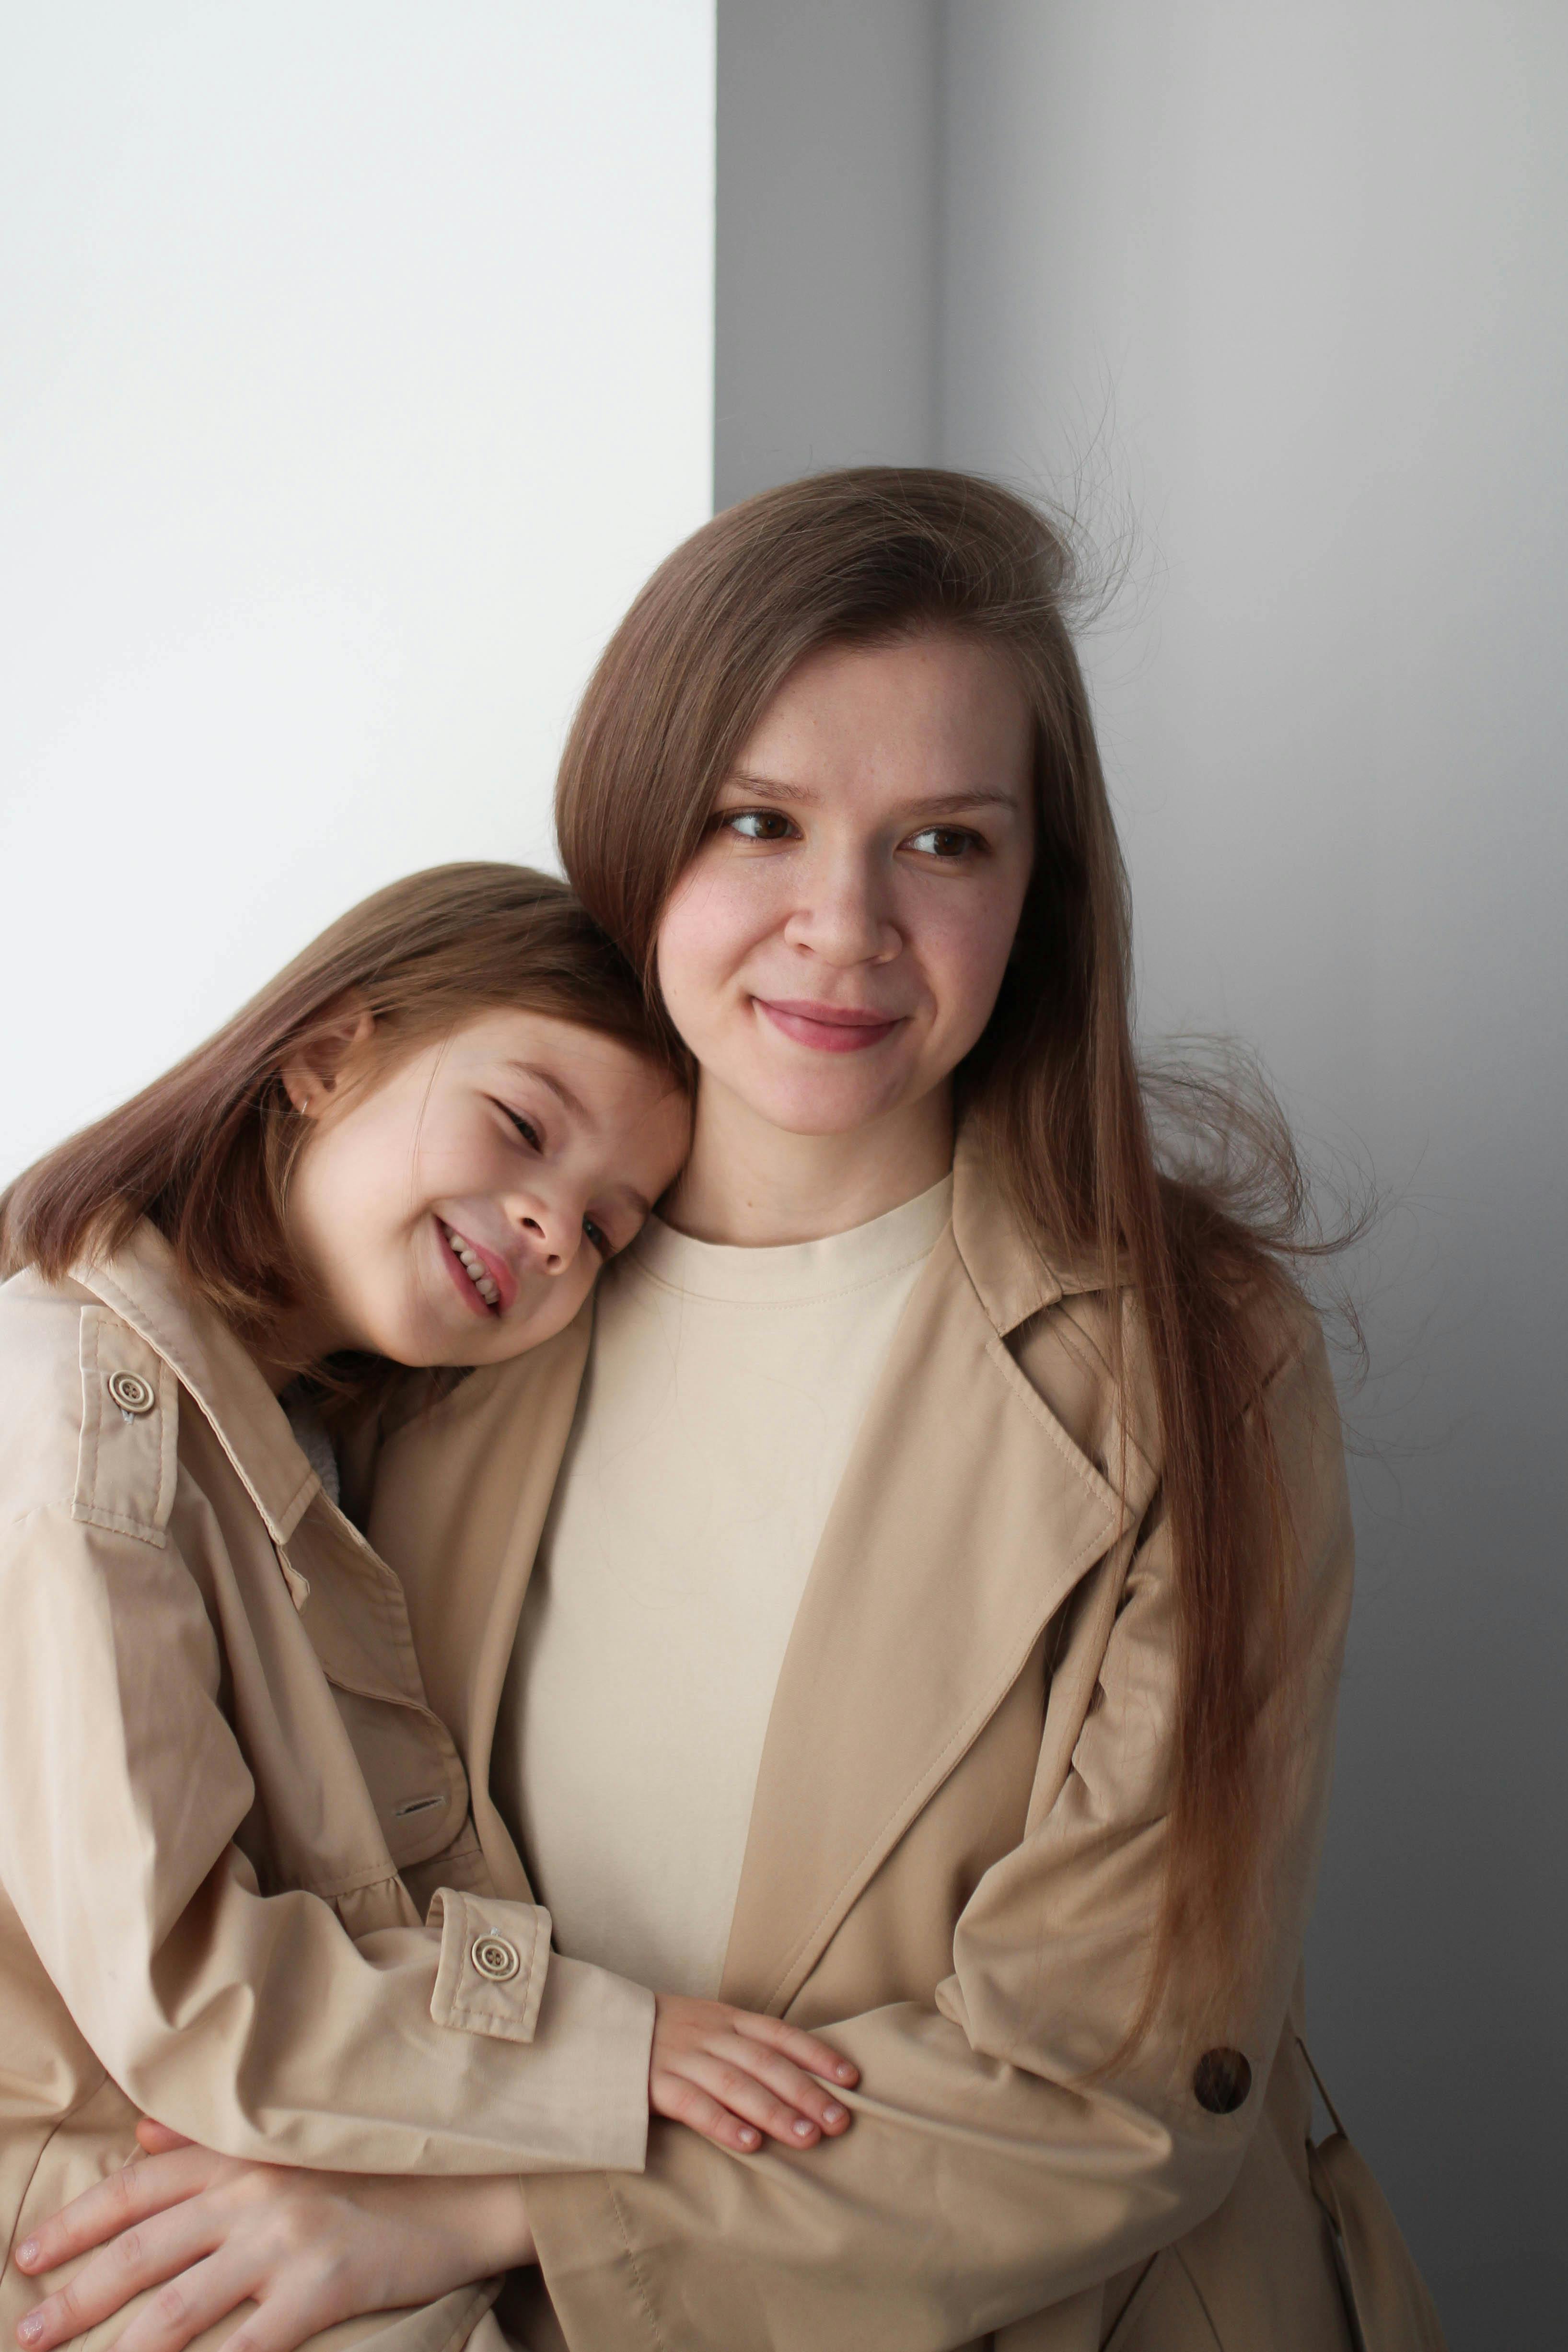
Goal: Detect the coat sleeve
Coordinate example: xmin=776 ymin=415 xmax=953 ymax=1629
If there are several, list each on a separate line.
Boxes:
xmin=524 ymin=1330 xmax=1355 ymax=2348
xmin=0 ymin=1308 xmax=652 ymax=2179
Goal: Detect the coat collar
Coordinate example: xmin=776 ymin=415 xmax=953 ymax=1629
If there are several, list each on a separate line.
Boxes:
xmin=367 ymin=1309 xmax=594 ymax=1902
xmin=70 ymin=1221 xmax=320 ymax=1545
xmin=948 ymin=1125 xmax=1107 ymax=1338
xmin=717 ymin=1187 xmax=1127 ymax=2012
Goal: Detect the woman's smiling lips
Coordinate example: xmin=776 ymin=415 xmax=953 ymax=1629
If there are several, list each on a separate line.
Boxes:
xmin=755 ymin=998 xmax=905 ymax=1052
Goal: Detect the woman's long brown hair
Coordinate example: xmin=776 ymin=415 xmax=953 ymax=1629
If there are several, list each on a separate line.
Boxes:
xmin=0 ymin=863 xmax=675 ymax=1386
xmin=556 ymin=467 xmax=1343 ymax=2043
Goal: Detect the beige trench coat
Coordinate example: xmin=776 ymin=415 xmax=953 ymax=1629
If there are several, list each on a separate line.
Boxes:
xmin=366 ymin=1140 xmax=1366 ymax=2352
xmin=0 ymin=1225 xmax=656 ymax=2352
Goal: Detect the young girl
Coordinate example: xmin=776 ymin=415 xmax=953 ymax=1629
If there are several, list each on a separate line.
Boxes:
xmin=0 ymin=862 xmax=861 ymax=2352
xmin=18 ymin=487 xmax=1443 ymax=2352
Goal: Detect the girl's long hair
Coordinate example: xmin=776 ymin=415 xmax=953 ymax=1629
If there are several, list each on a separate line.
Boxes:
xmin=0 ymin=863 xmax=674 ymax=1384
xmin=555 ymin=467 xmax=1346 ymax=2044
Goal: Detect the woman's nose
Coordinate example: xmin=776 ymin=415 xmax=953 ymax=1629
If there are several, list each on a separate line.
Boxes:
xmin=782 ymin=853 xmax=899 ymax=965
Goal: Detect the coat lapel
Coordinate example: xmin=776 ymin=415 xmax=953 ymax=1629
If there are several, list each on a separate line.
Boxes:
xmin=719 ymin=1218 xmax=1125 ymax=2014
xmin=366 ymin=1309 xmax=591 ymax=1899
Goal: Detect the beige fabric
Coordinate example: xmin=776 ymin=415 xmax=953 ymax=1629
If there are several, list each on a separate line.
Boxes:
xmin=369 ymin=1134 xmax=1429 ymax=2352
xmin=0 ymin=1227 xmax=655 ymax=2352
xmin=1301 ymin=2044 xmax=1450 ymax=2352
xmin=495 ymin=1175 xmax=953 ymax=1998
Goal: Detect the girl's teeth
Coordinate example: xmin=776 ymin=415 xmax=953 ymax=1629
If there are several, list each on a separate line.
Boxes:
xmin=443 ymin=1224 xmax=501 ymax=1309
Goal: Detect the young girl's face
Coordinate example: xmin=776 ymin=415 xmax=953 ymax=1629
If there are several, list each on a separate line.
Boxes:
xmin=654 ymin=629 xmax=1035 ymax=1146
xmin=280 ymin=1006 xmax=689 ymax=1370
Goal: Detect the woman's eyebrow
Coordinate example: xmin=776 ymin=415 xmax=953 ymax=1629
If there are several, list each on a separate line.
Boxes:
xmin=725 ymin=771 xmax=1022 ymax=818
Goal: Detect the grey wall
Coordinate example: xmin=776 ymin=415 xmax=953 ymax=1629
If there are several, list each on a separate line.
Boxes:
xmin=714 ymin=0 xmax=939 ymax=506
xmin=717 ymin=7 xmax=1568 ymax=2343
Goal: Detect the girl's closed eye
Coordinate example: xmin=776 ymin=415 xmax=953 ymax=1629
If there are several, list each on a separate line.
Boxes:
xmin=502 ymin=1105 xmax=544 ymax=1151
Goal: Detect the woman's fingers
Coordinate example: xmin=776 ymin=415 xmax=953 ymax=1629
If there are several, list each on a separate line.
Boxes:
xmin=19 ymin=2159 xmax=534 ymax=2352
xmin=16 ymin=2196 xmax=223 ymax=2352
xmin=732 ymin=2011 xmax=859 ymax=2090
xmin=215 ymin=2280 xmax=354 ymax=2352
xmin=15 ymin=2149 xmax=218 ymax=2281
xmin=96 ymin=2251 xmax=256 ymax=2352
xmin=137 ymin=2121 xmax=197 ymax=2156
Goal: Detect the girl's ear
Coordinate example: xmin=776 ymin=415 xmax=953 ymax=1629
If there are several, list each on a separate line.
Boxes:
xmin=280 ymin=994 xmax=376 ymax=1119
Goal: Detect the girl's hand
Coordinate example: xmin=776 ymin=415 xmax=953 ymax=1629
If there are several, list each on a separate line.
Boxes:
xmin=11 ymin=2004 xmax=858 ymax=2352
xmin=13 ymin=2124 xmax=533 ymax=2352
xmin=649 ymin=1994 xmax=858 ymax=2154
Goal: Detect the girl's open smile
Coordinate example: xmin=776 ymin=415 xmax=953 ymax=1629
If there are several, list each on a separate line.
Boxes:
xmin=436 ymin=1217 xmax=508 ymax=1315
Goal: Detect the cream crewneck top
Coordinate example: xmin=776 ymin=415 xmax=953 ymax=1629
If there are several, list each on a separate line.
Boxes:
xmin=492 ymin=1174 xmax=954 ymax=1999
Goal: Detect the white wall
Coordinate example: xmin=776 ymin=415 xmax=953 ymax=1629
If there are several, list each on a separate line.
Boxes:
xmin=940 ymin=8 xmax=1565 ymax=2342
xmin=0 ymin=1 xmax=714 ymax=1181
xmin=715 ymin=0 xmax=939 ymax=507
xmin=716 ymin=5 xmax=1567 ymax=2341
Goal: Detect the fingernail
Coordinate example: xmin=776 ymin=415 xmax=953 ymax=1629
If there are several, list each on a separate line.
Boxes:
xmin=823 ymin=2101 xmax=847 ymax=2125
xmin=15 ymin=2244 xmax=38 ymax=2272
xmin=836 ymin=2063 xmax=856 ymax=2082
xmin=739 ymin=2127 xmax=759 ymax=2148
xmin=792 ymin=2118 xmax=815 ymax=2138
xmin=19 ymin=2316 xmax=45 ymax=2343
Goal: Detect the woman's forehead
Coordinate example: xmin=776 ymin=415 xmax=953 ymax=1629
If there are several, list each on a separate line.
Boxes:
xmin=731 ymin=633 xmax=1034 ymax=803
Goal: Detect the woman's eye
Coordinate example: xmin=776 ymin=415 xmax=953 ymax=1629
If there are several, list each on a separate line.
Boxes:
xmin=906 ymin=825 xmax=982 ymax=861
xmin=720 ymin=809 xmax=797 ymax=842
xmin=503 ymin=1107 xmax=543 ymax=1151
xmin=583 ymin=1216 xmax=611 ymax=1259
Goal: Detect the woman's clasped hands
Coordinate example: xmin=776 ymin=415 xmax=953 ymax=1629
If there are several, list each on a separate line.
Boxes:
xmin=13 ymin=1997 xmax=857 ymax=2352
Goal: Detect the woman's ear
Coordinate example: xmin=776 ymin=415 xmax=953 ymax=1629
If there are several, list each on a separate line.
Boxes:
xmin=280 ymin=994 xmax=375 ymax=1119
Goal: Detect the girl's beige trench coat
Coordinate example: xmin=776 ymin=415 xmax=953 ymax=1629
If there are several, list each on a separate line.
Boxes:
xmin=0 ymin=1146 xmax=1405 ymax=2352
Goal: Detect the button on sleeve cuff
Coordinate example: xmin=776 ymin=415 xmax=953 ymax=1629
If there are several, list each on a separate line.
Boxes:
xmin=428 ymin=1888 xmax=551 ymax=2043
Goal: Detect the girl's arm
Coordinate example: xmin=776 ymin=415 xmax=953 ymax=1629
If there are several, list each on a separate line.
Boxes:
xmin=0 ymin=1307 xmax=849 ymax=2184
xmin=15 ymin=1989 xmax=861 ymax=2352
xmin=1 ymin=1487 xmax=649 ymax=2176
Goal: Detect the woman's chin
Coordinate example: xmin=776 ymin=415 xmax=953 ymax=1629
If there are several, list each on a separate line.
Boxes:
xmin=733 ymin=1076 xmax=918 ymax=1140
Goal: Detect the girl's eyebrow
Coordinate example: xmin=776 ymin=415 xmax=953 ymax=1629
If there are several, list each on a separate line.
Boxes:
xmin=723 ymin=771 xmax=1022 ymax=819
xmin=500 ymin=1060 xmax=589 ymax=1121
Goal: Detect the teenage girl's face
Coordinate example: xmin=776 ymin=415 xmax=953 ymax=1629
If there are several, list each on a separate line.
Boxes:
xmin=279 ymin=1007 xmax=689 ymax=1371
xmin=655 ymin=629 xmax=1036 ymax=1143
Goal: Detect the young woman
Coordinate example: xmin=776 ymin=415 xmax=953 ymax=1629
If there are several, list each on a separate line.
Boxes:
xmin=16 ymin=481 xmax=1443 ymax=2351
xmin=0 ymin=863 xmax=866 ymax=2352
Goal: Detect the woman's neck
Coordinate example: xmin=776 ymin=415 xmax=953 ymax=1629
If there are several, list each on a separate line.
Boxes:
xmin=662 ymin=1080 xmax=954 ymax=1246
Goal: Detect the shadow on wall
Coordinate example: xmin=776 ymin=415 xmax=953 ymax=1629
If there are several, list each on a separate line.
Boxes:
xmin=714 ymin=5 xmax=1568 ymax=2346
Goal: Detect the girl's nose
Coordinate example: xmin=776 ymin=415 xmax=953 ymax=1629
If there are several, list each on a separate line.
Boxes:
xmin=508 ymin=1194 xmax=577 ymax=1276
xmin=782 ymin=854 xmax=899 ymax=966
